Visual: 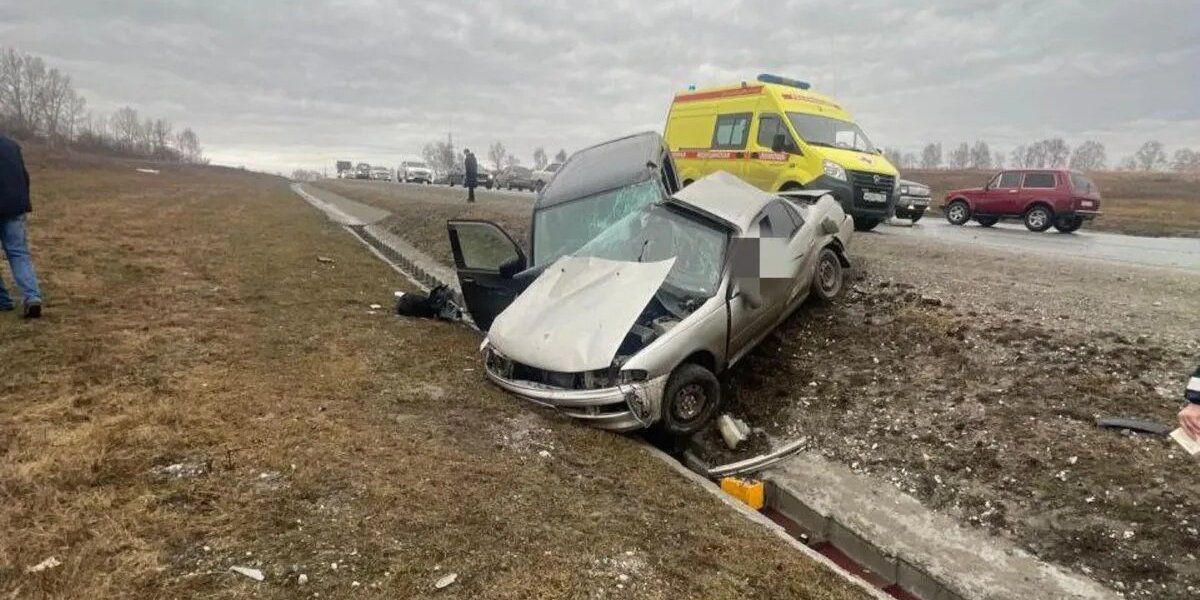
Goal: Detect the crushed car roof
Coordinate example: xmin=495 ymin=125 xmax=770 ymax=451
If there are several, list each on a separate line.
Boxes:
xmin=669 ymin=171 xmax=776 ymax=233
xmin=535 ymin=131 xmax=665 ymax=210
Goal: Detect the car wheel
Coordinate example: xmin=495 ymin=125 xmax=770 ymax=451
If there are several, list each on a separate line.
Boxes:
xmin=813 ymin=247 xmax=844 ymax=301
xmin=910 ymin=212 xmax=924 ymax=224
xmin=853 ymin=217 xmax=881 ymax=231
xmin=945 ymin=200 xmax=971 ymax=225
xmin=659 ymin=363 xmax=720 ymax=436
xmin=1024 ymin=206 xmax=1053 ymax=232
xmin=976 ymin=216 xmax=999 ymax=227
xmin=1054 ymin=215 xmax=1084 ymax=233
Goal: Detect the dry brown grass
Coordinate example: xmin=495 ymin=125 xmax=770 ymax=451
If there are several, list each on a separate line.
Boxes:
xmin=0 ymin=149 xmax=865 ymax=599
xmin=907 ymin=169 xmax=1200 ymax=237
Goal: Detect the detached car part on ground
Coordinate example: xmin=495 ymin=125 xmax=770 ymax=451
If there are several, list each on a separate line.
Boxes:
xmin=446 ymin=132 xmax=853 ymax=434
xmin=894 ymin=179 xmax=930 ymax=223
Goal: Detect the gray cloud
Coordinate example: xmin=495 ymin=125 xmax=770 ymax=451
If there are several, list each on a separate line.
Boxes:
xmin=2 ymin=0 xmax=1197 ymax=172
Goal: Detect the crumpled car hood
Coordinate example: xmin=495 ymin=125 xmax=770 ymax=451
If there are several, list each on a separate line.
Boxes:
xmin=486 ymin=255 xmax=676 ymax=373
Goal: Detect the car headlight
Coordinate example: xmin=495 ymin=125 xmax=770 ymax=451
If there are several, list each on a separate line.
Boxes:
xmin=822 ymin=159 xmax=847 ymax=182
xmin=900 ymin=185 xmax=909 ymax=194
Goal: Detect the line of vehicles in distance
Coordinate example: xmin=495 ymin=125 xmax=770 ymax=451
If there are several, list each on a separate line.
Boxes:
xmin=334 ymin=159 xmax=564 ymax=193
xmin=333 ymin=73 xmax=1102 ymax=235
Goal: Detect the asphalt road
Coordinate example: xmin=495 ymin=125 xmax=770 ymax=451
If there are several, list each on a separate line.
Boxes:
xmin=350 ymin=180 xmax=1200 ymax=275
xmin=876 ymin=218 xmax=1200 ymax=274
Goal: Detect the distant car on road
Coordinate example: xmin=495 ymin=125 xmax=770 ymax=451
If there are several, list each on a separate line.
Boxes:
xmin=447 ymin=166 xmax=493 ymax=189
xmin=895 ymin=179 xmax=931 ymax=223
xmin=355 ymin=163 xmax=371 ymax=180
xmin=496 ymin=165 xmax=536 ymax=191
xmin=531 ymin=162 xmax=562 ymax=191
xmin=399 ymin=161 xmax=433 ymax=184
xmin=942 ymin=169 xmax=1102 ymax=233
xmin=336 ymin=160 xmax=352 ymax=179
xmin=371 ymin=166 xmax=392 ymax=181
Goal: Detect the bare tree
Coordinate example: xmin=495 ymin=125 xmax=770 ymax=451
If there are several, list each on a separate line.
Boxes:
xmin=992 ymin=150 xmax=1005 ymax=169
xmin=151 ymin=118 xmax=173 ymax=158
xmin=487 ymin=141 xmax=508 ymax=171
xmin=554 ymin=148 xmax=568 ymax=164
xmin=1009 ymin=145 xmax=1028 ymax=168
xmin=948 ymin=142 xmax=970 ymax=169
xmin=1043 ymin=138 xmax=1070 ymax=167
xmin=111 ymin=106 xmax=141 ymax=151
xmin=1068 ymin=140 xmax=1107 ymax=171
xmin=919 ymin=143 xmax=941 ymax=169
xmin=969 ymin=141 xmax=991 ymax=169
xmin=1171 ymin=148 xmax=1200 ymax=173
xmin=176 ymin=127 xmax=203 ymax=163
xmin=902 ymin=152 xmax=917 ymax=169
xmin=1133 ymin=140 xmax=1167 ymax=171
xmin=532 ymin=147 xmax=548 ymax=170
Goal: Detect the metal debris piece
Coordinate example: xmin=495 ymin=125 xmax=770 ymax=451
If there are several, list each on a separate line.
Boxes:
xmin=229 ymin=566 xmax=264 ymax=581
xmin=1095 ymin=417 xmax=1171 ymax=436
xmin=434 ymin=573 xmax=458 ymax=589
xmin=316 ymin=256 xmax=335 ymax=264
xmin=26 ymin=557 xmax=61 ymax=573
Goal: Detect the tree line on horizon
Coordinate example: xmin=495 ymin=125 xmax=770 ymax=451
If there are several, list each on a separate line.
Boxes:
xmin=421 ymin=136 xmax=568 ymax=175
xmin=0 ymin=47 xmax=206 ymax=163
xmin=885 ymin=139 xmax=1200 ymax=173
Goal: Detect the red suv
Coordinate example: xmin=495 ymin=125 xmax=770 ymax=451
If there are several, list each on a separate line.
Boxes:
xmin=942 ymin=169 xmax=1102 ymax=233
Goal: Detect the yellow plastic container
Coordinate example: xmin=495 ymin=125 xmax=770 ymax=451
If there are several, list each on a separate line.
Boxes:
xmin=720 ymin=477 xmax=765 ymax=510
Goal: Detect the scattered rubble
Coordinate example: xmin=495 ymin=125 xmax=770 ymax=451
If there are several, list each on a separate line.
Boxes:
xmin=434 ymin=573 xmax=458 ymax=589
xmin=717 ymin=414 xmax=750 ymax=450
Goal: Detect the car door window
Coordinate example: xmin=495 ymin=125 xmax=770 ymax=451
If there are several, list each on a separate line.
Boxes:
xmin=712 ymin=113 xmax=751 ymax=149
xmin=996 ymin=172 xmax=1022 ymax=188
xmin=1023 ymin=172 xmax=1057 ymax=188
xmin=759 ymin=201 xmax=797 ymax=238
xmin=756 ymin=114 xmax=793 ymax=150
xmin=449 ymin=221 xmax=524 ymax=271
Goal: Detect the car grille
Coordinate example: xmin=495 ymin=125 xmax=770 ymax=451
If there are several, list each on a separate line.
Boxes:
xmin=486 ymin=350 xmax=614 ymax=389
xmin=849 ymin=170 xmax=895 ymax=207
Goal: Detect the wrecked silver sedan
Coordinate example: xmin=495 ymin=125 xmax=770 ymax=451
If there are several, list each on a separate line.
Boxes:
xmin=447 ymin=132 xmax=852 ymax=434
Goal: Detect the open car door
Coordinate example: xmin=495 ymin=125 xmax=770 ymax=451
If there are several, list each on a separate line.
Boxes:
xmin=446 ymin=220 xmax=529 ymax=331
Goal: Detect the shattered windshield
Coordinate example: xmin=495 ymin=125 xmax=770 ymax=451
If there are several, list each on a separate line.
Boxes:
xmin=787 ymin=112 xmax=876 ymax=154
xmin=532 ymin=180 xmax=661 ymax=266
xmin=574 ymin=203 xmax=727 ymax=299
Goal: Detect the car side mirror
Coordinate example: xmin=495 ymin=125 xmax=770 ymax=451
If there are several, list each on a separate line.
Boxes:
xmin=821 ymin=217 xmax=841 ymax=235
xmin=771 ymin=133 xmax=786 ymax=153
xmin=498 ymin=256 xmax=525 ymax=279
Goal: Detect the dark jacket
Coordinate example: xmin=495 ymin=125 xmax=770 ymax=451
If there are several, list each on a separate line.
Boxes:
xmin=464 ymin=153 xmax=478 ymax=188
xmin=0 ymin=135 xmax=31 ymax=220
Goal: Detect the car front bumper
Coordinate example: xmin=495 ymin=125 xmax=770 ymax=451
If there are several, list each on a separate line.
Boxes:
xmin=483 ymin=356 xmax=668 ymax=432
xmin=1071 ymin=209 xmax=1101 ymax=220
xmin=895 ymin=195 xmax=930 ymax=215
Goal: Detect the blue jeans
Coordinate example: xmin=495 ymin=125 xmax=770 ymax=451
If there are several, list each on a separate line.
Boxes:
xmin=0 ymin=214 xmax=42 ymax=309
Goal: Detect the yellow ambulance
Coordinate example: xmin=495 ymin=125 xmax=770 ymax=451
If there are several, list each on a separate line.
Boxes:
xmin=664 ymin=74 xmax=898 ymax=231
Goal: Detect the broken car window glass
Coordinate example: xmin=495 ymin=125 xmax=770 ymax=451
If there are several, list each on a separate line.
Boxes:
xmin=574 ymin=203 xmax=726 ymax=299
xmin=532 ymin=180 xmax=661 ymax=266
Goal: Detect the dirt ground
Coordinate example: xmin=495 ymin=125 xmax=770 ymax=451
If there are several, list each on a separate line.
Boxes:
xmin=0 ymin=149 xmax=868 ymax=599
xmin=316 ymin=179 xmax=1200 ymax=598
xmin=906 ymin=168 xmax=1200 ymax=238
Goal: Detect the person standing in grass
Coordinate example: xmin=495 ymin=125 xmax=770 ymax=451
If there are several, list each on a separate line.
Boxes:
xmin=0 ymin=134 xmax=42 ymax=319
xmin=464 ymin=148 xmax=478 ymax=204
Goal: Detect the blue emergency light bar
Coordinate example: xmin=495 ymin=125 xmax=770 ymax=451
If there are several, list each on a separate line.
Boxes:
xmin=757 ymin=73 xmax=810 ymax=90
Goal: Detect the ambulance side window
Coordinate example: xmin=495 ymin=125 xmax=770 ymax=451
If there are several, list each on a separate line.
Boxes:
xmin=711 ymin=113 xmax=751 ymax=150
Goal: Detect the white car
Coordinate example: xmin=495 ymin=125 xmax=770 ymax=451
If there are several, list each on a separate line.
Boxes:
xmin=371 ymin=166 xmax=392 ymax=181
xmin=399 ymin=161 xmax=433 ymax=184
xmin=531 ymin=162 xmax=562 ymax=191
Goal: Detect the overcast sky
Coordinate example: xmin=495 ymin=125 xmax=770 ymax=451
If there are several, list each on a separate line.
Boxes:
xmin=2 ymin=0 xmax=1197 ymax=173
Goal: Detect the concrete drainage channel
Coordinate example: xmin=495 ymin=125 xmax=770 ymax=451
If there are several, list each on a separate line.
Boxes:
xmin=295 ymin=184 xmax=1118 ymax=600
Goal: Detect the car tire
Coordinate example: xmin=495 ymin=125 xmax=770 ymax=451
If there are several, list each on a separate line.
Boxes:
xmin=853 ymin=217 xmax=881 ymax=231
xmin=945 ymin=200 xmax=971 ymax=225
xmin=1054 ymin=215 xmax=1084 ymax=233
xmin=1024 ymin=206 xmax=1053 ymax=232
xmin=910 ymin=212 xmax=924 ymax=224
xmin=976 ymin=216 xmax=999 ymax=227
xmin=660 ymin=363 xmax=720 ymax=436
xmin=812 ymin=247 xmax=845 ymax=301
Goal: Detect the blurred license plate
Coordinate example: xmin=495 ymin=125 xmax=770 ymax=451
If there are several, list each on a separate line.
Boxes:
xmin=862 ymin=191 xmax=887 ymax=203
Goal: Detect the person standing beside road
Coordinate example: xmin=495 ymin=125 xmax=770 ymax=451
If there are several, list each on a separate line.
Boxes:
xmin=464 ymin=148 xmax=478 ymax=204
xmin=1178 ymin=366 xmax=1200 ymax=438
xmin=0 ymin=134 xmax=42 ymax=319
